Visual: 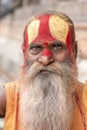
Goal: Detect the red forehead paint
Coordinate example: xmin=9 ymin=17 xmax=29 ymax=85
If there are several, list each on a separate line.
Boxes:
xmin=23 ymin=26 xmax=28 ymax=61
xmin=43 ymin=42 xmax=49 ymax=46
xmin=33 ymin=14 xmax=56 ymax=43
xmin=66 ymin=26 xmax=75 ymax=62
xmin=41 ymin=48 xmax=52 ymax=57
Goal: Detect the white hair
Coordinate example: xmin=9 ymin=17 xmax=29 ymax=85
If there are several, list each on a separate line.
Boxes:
xmin=18 ymin=61 xmax=77 ymax=130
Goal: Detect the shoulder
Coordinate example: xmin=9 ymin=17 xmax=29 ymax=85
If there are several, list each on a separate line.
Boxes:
xmin=4 ymin=80 xmax=19 ymax=100
xmin=4 ymin=80 xmax=19 ymax=88
xmin=82 ymin=81 xmax=87 ymax=98
xmin=3 ymin=81 xmax=19 ymax=116
xmin=0 ymin=87 xmax=6 ymax=117
xmin=76 ymin=81 xmax=87 ymax=97
xmin=79 ymin=81 xmax=87 ymax=112
xmin=4 ymin=80 xmax=19 ymax=92
xmin=84 ymin=81 xmax=87 ymax=88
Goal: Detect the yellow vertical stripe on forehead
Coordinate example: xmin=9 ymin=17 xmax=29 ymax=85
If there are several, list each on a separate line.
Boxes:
xmin=49 ymin=15 xmax=69 ymax=43
xmin=27 ymin=19 xmax=40 ymax=44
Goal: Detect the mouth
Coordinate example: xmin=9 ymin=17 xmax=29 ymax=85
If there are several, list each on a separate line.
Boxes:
xmin=39 ymin=68 xmax=56 ymax=74
xmin=40 ymin=70 xmax=51 ymax=73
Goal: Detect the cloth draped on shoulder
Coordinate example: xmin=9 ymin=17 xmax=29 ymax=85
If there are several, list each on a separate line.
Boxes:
xmin=3 ymin=81 xmax=87 ymax=130
xmin=4 ymin=81 xmax=19 ymax=130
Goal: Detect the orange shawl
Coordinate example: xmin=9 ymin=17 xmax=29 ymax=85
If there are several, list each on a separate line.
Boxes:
xmin=4 ymin=81 xmax=87 ymax=130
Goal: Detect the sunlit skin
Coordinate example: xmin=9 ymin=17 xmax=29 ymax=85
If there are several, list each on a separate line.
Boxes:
xmin=27 ymin=40 xmax=71 ymax=66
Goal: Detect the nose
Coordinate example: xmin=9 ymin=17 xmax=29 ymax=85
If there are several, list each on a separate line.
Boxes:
xmin=38 ymin=48 xmax=54 ymax=65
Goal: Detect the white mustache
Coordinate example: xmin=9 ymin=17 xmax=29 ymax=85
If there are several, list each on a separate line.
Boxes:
xmin=25 ymin=61 xmax=77 ymax=81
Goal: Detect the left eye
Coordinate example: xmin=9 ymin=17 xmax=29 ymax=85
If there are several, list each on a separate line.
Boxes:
xmin=29 ymin=45 xmax=42 ymax=54
xmin=52 ymin=44 xmax=63 ymax=51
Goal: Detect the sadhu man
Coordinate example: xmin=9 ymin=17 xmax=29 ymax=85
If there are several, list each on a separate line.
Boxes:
xmin=0 ymin=11 xmax=87 ymax=130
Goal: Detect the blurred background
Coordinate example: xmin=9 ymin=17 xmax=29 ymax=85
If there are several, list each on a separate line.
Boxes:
xmin=0 ymin=0 xmax=87 ymax=129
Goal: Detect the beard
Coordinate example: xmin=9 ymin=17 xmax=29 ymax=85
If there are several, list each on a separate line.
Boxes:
xmin=18 ymin=61 xmax=77 ymax=130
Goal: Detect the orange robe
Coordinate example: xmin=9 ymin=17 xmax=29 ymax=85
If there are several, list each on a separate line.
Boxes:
xmin=3 ymin=81 xmax=87 ymax=130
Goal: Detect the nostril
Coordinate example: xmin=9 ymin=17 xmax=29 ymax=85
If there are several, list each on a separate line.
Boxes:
xmin=38 ymin=55 xmax=54 ymax=65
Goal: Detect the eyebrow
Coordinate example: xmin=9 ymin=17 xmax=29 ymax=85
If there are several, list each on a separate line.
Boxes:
xmin=29 ymin=41 xmax=65 ymax=47
xmin=29 ymin=42 xmax=41 ymax=46
xmin=28 ymin=43 xmax=42 ymax=49
xmin=51 ymin=41 xmax=65 ymax=46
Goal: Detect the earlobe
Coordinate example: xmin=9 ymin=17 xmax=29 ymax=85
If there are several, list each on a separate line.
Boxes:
xmin=74 ymin=41 xmax=77 ymax=58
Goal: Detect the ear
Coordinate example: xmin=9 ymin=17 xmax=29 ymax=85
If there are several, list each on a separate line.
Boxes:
xmin=74 ymin=41 xmax=77 ymax=58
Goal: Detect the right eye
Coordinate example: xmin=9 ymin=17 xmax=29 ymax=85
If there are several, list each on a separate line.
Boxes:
xmin=29 ymin=45 xmax=43 ymax=55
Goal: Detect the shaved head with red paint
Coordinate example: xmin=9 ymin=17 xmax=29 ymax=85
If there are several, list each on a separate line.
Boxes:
xmin=19 ymin=11 xmax=78 ymax=130
xmin=22 ymin=11 xmax=77 ymax=65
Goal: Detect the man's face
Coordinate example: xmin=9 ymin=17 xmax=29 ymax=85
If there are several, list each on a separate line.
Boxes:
xmin=27 ymin=40 xmax=70 ymax=67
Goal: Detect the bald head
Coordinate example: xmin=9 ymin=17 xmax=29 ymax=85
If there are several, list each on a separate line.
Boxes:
xmin=22 ymin=11 xmax=77 ymax=64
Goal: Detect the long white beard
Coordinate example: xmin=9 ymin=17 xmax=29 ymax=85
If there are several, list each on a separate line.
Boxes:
xmin=18 ymin=62 xmax=77 ymax=130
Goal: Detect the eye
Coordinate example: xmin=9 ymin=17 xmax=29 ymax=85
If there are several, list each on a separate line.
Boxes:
xmin=51 ymin=43 xmax=64 ymax=52
xmin=29 ymin=45 xmax=43 ymax=54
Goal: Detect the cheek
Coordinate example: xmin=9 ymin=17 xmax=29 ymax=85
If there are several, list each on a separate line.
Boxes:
xmin=27 ymin=54 xmax=39 ymax=64
xmin=54 ymin=51 xmax=69 ymax=62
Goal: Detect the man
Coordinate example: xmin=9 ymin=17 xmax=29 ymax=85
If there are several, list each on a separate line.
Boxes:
xmin=0 ymin=11 xmax=87 ymax=130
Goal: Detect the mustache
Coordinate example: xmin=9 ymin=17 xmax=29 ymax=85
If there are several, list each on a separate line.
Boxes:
xmin=25 ymin=62 xmax=62 ymax=78
xmin=24 ymin=61 xmax=77 ymax=81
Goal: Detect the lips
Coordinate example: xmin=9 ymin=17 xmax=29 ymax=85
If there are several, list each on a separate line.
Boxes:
xmin=40 ymin=69 xmax=52 ymax=73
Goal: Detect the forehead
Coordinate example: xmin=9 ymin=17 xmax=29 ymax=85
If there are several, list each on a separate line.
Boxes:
xmin=29 ymin=41 xmax=65 ymax=48
xmin=27 ymin=14 xmax=72 ymax=45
